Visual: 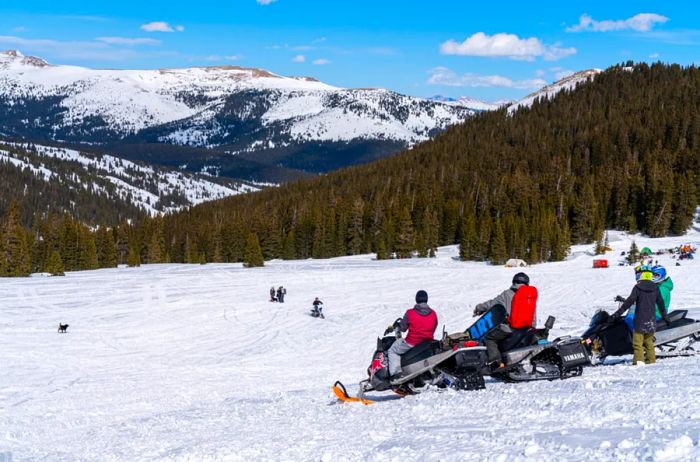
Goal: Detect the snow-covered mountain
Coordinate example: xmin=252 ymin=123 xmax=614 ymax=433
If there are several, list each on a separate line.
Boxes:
xmin=507 ymin=69 xmax=602 ymax=114
xmin=0 ymin=50 xmax=473 ymax=178
xmin=0 ymin=141 xmax=258 ymax=215
xmin=429 ymin=95 xmax=511 ymax=112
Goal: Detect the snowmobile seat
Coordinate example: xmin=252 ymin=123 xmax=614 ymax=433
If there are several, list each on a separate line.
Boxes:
xmin=401 ymin=339 xmax=440 ymax=366
xmin=667 ymin=310 xmax=687 ymax=323
xmin=498 ymin=328 xmax=536 ymax=352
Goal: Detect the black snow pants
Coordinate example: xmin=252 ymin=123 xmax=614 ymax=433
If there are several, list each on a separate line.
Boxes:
xmin=484 ymin=323 xmax=512 ymax=363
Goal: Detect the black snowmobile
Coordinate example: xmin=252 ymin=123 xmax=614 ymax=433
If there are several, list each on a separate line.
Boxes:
xmin=333 ymin=320 xmax=488 ymax=403
xmin=582 ymin=298 xmax=700 ymax=364
xmin=310 ymin=303 xmax=325 ymax=319
xmin=465 ymin=306 xmax=591 ymax=382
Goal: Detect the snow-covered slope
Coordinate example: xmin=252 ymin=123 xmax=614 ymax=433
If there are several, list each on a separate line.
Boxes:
xmin=1 ymin=227 xmax=699 ymax=460
xmin=508 ymin=69 xmax=602 ymax=114
xmin=430 ymin=95 xmax=510 ymax=112
xmin=0 ymin=141 xmax=257 ymax=214
xmin=0 ymin=50 xmax=472 ymax=152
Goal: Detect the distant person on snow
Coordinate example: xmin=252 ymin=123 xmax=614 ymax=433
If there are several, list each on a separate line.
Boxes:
xmin=312 ymin=297 xmax=324 ymax=318
xmin=613 ymin=269 xmax=669 ymax=365
xmin=387 ymin=290 xmax=438 ymax=380
xmin=277 ymin=286 xmax=286 ymax=303
xmin=473 ymin=272 xmax=538 ymax=369
xmin=270 ymin=286 xmax=277 ymax=302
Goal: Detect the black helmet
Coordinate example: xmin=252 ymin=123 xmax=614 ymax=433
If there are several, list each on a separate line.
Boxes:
xmin=415 ymin=290 xmax=428 ymax=304
xmin=512 ymin=272 xmax=530 ymax=285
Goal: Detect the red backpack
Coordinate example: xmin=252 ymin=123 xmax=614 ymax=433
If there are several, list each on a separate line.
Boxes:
xmin=508 ymin=285 xmax=538 ymax=329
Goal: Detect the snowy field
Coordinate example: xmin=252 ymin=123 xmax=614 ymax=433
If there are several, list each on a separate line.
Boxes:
xmin=2 ymin=228 xmax=700 ymax=461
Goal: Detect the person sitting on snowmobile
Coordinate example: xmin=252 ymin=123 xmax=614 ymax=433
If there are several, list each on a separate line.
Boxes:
xmin=311 ymin=297 xmax=324 ymax=318
xmin=473 ymin=272 xmax=537 ymax=369
xmin=387 ymin=290 xmax=438 ymax=380
xmin=653 ymin=265 xmax=673 ymax=319
xmin=613 ymin=269 xmax=670 ymax=365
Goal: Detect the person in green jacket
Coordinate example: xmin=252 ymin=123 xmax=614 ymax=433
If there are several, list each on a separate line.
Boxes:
xmin=652 ymin=265 xmax=673 ymax=319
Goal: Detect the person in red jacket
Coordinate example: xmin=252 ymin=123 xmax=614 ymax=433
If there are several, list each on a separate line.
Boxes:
xmin=387 ymin=290 xmax=438 ymax=379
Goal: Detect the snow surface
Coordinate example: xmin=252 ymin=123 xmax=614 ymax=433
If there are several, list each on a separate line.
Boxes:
xmin=429 ymin=95 xmax=509 ymax=112
xmin=1 ymin=228 xmax=700 ymax=461
xmin=507 ymin=69 xmax=602 ymax=114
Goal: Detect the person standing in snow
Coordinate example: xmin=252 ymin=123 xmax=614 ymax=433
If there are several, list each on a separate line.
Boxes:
xmin=387 ymin=290 xmax=438 ymax=380
xmin=613 ymin=269 xmax=670 ymax=365
xmin=473 ymin=272 xmax=537 ymax=369
xmin=270 ymin=286 xmax=277 ymax=302
xmin=277 ymin=286 xmax=286 ymax=303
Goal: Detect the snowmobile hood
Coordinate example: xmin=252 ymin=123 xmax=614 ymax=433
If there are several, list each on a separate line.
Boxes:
xmin=412 ymin=303 xmax=434 ymax=316
xmin=636 ymin=280 xmax=658 ymax=293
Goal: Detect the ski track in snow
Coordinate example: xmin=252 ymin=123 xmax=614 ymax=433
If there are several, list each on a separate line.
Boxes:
xmin=1 ymin=230 xmax=700 ymax=461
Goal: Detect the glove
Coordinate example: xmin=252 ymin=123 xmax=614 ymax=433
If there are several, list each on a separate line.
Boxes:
xmin=383 ymin=324 xmax=395 ymax=335
xmin=473 ymin=306 xmax=485 ymax=317
xmin=614 ymin=295 xmax=626 ymax=303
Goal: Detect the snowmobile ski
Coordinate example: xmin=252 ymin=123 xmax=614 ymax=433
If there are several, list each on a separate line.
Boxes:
xmin=332 ymin=381 xmax=374 ymax=405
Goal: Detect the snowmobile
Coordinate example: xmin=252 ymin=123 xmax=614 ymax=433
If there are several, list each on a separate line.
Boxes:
xmin=581 ymin=298 xmax=700 ymax=363
xmin=310 ymin=303 xmax=325 ymax=319
xmin=333 ymin=320 xmax=488 ymax=404
xmin=465 ymin=306 xmax=591 ymax=382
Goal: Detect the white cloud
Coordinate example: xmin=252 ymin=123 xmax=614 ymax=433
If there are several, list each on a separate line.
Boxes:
xmin=313 ymin=58 xmax=330 ymax=65
xmin=649 ymin=52 xmax=660 ymax=59
xmin=292 ymin=54 xmax=305 ymax=62
xmin=427 ymin=67 xmax=546 ymax=89
xmin=566 ymin=13 xmax=668 ymax=33
xmin=140 ymin=21 xmax=184 ymax=33
xmin=440 ymin=32 xmax=576 ymax=61
xmin=257 ymin=0 xmax=277 ymax=4
xmin=96 ymin=36 xmax=161 ymax=46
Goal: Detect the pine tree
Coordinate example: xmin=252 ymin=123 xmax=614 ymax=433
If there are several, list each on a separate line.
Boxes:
xmin=244 ymin=232 xmax=265 ymax=267
xmin=1 ymin=201 xmax=31 ymax=277
xmin=375 ymin=236 xmax=389 ymax=260
xmin=45 ymin=250 xmax=65 ymax=276
xmin=282 ymin=230 xmax=296 ymax=260
xmin=458 ymin=213 xmax=477 ymax=261
xmin=489 ymin=220 xmax=507 ymax=265
xmin=147 ymin=219 xmax=165 ymax=263
xmin=626 ymin=240 xmax=640 ymax=265
xmin=394 ymin=207 xmax=414 ymax=259
xmin=78 ymin=227 xmax=99 ymax=270
xmin=97 ymin=226 xmax=118 ymax=268
xmin=127 ymin=243 xmax=141 ymax=267
xmin=347 ymin=198 xmax=365 ymax=255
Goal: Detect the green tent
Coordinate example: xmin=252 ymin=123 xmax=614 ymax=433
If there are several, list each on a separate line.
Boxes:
xmin=640 ymin=246 xmax=653 ymax=256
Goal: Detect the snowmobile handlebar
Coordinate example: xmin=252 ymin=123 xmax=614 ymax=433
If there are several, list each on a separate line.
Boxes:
xmin=384 ymin=317 xmax=403 ymax=336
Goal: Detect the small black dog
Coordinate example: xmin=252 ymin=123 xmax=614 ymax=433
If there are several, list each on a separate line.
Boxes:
xmin=58 ymin=323 xmax=69 ymax=333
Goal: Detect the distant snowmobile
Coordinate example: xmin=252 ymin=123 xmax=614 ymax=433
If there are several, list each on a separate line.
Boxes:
xmin=464 ymin=306 xmax=591 ymax=383
xmin=333 ymin=322 xmax=488 ymax=404
xmin=582 ymin=300 xmax=700 ymax=363
xmin=310 ymin=303 xmax=325 ymax=319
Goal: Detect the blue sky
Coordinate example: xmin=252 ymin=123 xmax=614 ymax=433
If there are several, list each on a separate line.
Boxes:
xmin=1 ymin=1 xmax=697 ymax=100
